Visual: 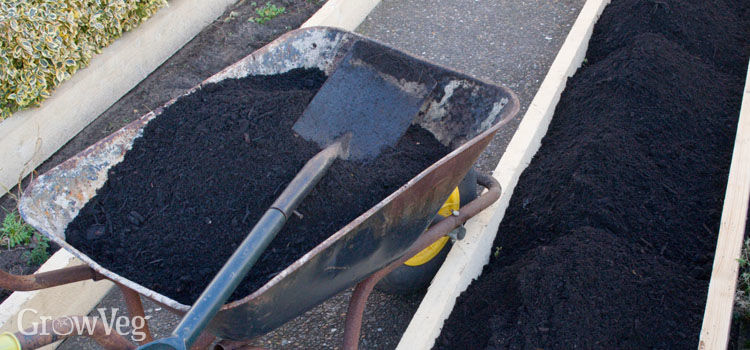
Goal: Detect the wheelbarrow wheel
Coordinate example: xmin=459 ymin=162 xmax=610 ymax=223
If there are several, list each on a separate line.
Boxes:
xmin=375 ymin=169 xmax=478 ymax=295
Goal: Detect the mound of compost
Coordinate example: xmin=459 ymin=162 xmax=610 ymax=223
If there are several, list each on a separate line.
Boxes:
xmin=480 ymin=227 xmax=701 ymax=348
xmin=435 ymin=0 xmax=750 ymax=346
xmin=65 ymin=68 xmax=449 ymax=305
xmin=586 ymin=0 xmax=749 ymax=77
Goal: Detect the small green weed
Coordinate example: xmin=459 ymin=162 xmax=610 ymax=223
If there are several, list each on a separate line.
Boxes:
xmin=224 ymin=10 xmax=241 ymax=22
xmin=736 ymin=238 xmax=750 ymax=319
xmin=1 ymin=211 xmax=50 ymax=265
xmin=248 ymin=2 xmax=286 ymax=24
xmin=493 ymin=246 xmax=503 ymax=258
xmin=24 ymin=235 xmax=50 ymax=266
xmin=1 ymin=212 xmax=33 ymax=248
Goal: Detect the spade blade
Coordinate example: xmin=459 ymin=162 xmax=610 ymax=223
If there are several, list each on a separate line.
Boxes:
xmin=293 ymin=41 xmax=437 ymax=161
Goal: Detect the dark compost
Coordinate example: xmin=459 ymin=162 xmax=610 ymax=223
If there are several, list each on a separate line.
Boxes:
xmin=435 ymin=0 xmax=750 ymax=348
xmin=65 ymin=68 xmax=449 ymax=305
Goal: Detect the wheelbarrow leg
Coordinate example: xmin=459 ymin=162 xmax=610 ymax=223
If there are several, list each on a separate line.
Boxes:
xmin=343 ymin=269 xmax=388 ymax=349
xmin=0 ymin=264 xmax=102 ymax=291
xmin=118 ymin=283 xmax=154 ymax=345
xmin=342 ymin=173 xmax=501 ymax=350
xmin=119 ymin=283 xmax=217 ymax=349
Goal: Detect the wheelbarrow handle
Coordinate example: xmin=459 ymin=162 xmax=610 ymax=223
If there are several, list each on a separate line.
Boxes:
xmin=138 ymin=141 xmax=346 ymax=350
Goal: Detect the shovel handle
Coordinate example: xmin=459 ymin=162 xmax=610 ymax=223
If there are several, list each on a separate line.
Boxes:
xmin=270 ymin=140 xmax=346 ymax=216
xmin=138 ymin=141 xmax=345 ymax=350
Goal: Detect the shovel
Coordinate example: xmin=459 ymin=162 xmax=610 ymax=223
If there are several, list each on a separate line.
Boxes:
xmin=139 ymin=41 xmax=436 ymax=350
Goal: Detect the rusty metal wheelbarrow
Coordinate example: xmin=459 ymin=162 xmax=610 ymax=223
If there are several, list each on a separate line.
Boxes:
xmin=5 ymin=27 xmax=518 ymax=349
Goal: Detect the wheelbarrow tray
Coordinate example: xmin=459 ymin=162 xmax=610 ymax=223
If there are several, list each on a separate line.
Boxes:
xmin=18 ymin=27 xmax=519 ymax=340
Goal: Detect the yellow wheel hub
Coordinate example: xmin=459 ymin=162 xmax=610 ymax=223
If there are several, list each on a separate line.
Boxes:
xmin=404 ymin=187 xmax=460 ymax=266
xmin=0 ymin=332 xmax=21 ymax=350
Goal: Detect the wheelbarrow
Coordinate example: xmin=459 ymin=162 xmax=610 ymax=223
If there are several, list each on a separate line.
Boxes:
xmin=4 ymin=27 xmax=519 ymax=349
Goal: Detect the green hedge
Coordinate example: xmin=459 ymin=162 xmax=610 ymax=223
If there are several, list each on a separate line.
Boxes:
xmin=0 ymin=0 xmax=167 ymax=120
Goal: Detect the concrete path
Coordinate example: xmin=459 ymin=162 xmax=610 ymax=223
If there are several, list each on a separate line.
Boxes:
xmin=58 ymin=0 xmax=585 ymax=348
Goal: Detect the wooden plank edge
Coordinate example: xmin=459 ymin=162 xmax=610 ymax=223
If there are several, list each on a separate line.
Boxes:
xmin=396 ymin=0 xmax=611 ymax=348
xmin=0 ymin=250 xmax=113 ymax=350
xmin=699 ymin=60 xmax=750 ymax=350
xmin=0 ymin=0 xmax=238 ymax=196
xmin=301 ymin=0 xmax=382 ymax=31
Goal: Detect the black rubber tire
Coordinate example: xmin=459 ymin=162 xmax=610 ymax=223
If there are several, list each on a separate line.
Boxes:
xmin=375 ymin=169 xmax=478 ymax=295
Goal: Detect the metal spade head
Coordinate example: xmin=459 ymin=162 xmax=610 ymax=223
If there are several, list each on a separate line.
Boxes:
xmin=293 ymin=41 xmax=437 ymax=161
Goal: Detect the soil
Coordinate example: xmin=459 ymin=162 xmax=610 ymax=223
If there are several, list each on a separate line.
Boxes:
xmin=0 ymin=246 xmax=44 ymax=301
xmin=434 ymin=0 xmax=750 ymax=347
xmin=587 ymin=0 xmax=750 ymax=77
xmin=65 ymin=68 xmax=449 ymax=305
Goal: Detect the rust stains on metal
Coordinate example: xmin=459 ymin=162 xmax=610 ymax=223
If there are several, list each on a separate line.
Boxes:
xmin=0 ymin=264 xmax=101 ymax=291
xmin=117 ymin=283 xmax=154 ymax=345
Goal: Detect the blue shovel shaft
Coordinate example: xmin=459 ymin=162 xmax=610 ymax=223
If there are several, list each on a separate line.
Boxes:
xmin=137 ymin=141 xmax=344 ymax=350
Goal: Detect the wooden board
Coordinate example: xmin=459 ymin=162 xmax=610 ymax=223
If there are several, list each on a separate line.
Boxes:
xmin=396 ymin=0 xmax=611 ymax=348
xmin=301 ymin=0 xmax=381 ymax=30
xmin=699 ymin=60 xmax=750 ymax=350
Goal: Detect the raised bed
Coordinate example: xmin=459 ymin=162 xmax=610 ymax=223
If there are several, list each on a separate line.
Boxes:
xmin=700 ymin=60 xmax=750 ymax=349
xmin=398 ymin=0 xmax=610 ymax=347
xmin=0 ymin=0 xmax=237 ymax=196
xmin=401 ymin=0 xmax=750 ymax=348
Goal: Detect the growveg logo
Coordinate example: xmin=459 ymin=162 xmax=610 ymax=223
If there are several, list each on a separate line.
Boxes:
xmin=17 ymin=307 xmax=151 ymax=342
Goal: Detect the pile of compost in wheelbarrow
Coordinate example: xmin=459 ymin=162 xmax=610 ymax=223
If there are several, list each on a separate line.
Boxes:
xmin=65 ymin=68 xmax=450 ymax=305
xmin=435 ymin=0 xmax=750 ymax=348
